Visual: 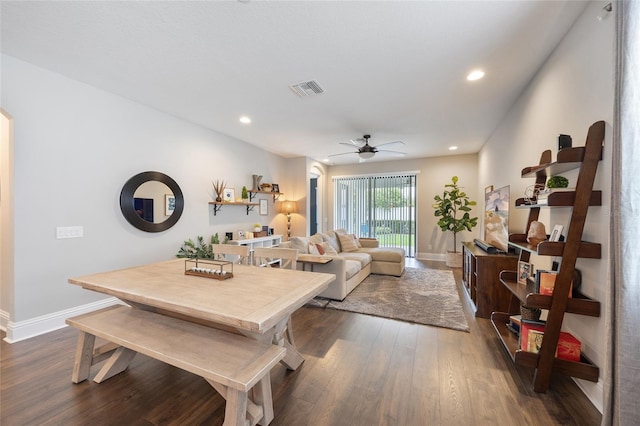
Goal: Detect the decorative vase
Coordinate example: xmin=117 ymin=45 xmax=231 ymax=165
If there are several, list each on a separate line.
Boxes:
xmin=215 ymin=196 xmax=222 ymax=202
xmin=445 ymin=251 xmax=463 ymax=268
xmin=254 ymin=226 xmax=261 ymax=232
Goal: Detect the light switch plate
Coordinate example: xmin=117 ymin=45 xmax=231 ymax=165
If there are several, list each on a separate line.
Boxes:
xmin=56 ymin=226 xmax=83 ymax=239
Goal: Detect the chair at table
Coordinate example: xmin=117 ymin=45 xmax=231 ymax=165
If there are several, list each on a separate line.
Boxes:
xmin=253 ymin=247 xmax=298 ymax=270
xmin=253 ymin=247 xmax=299 ymax=345
xmin=211 ymin=244 xmax=250 ymax=265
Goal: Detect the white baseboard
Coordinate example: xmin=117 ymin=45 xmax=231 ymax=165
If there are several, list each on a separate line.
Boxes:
xmin=3 ymin=298 xmax=123 ymax=343
xmin=415 ymin=252 xmax=446 ymax=262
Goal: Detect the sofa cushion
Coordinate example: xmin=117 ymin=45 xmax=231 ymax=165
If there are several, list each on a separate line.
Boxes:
xmin=339 ymin=252 xmax=372 ymax=268
xmin=290 ymin=236 xmax=310 ymax=254
xmin=321 ymin=241 xmax=338 ymax=255
xmin=338 ymin=233 xmax=359 ymax=252
xmin=357 ymin=247 xmax=405 ymax=263
xmin=320 ymin=231 xmax=341 ymax=253
xmin=344 ymin=259 xmax=362 ymax=280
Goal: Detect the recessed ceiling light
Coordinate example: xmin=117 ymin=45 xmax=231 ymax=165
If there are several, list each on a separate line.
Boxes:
xmin=466 ymin=70 xmax=485 ymax=81
xmin=239 ymin=116 xmax=251 ymax=124
xmin=449 ymin=146 xmax=458 ymax=151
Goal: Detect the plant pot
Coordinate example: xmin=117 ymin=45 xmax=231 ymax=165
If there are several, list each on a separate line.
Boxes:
xmin=445 ymin=251 xmax=462 ymax=268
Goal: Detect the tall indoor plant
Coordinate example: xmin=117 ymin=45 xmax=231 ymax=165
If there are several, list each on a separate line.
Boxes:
xmin=433 ymin=176 xmax=478 ymax=267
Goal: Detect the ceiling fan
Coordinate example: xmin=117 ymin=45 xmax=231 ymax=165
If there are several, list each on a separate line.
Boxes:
xmin=329 ymin=134 xmax=406 ymax=161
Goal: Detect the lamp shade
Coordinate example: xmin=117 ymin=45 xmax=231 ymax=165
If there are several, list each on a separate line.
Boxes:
xmin=281 ymin=200 xmax=297 ymax=214
xmin=359 ymin=151 xmax=375 ymax=160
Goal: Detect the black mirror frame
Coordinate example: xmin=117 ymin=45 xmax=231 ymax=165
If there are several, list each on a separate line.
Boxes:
xmin=120 ymin=171 xmax=184 ymax=233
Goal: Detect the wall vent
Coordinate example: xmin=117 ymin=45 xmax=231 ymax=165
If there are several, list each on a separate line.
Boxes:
xmin=289 ymin=80 xmax=325 ymax=97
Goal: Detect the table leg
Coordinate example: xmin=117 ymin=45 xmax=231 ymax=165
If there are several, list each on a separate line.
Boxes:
xmin=239 ymin=316 xmax=304 ymax=371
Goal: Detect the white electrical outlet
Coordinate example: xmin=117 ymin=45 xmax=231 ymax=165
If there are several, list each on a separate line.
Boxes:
xmin=56 ymin=226 xmax=84 ymax=239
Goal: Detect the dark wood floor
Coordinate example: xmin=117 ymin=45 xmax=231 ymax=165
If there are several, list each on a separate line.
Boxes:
xmin=1 ymin=259 xmax=601 ymax=425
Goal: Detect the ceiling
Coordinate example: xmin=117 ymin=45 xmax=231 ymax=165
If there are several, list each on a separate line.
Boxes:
xmin=1 ymin=1 xmax=590 ymax=165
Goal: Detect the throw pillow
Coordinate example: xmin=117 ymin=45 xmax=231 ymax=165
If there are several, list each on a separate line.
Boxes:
xmin=351 ymin=234 xmax=362 ymax=248
xmin=308 ymin=242 xmax=320 ymax=255
xmin=315 ymin=243 xmax=326 ymax=255
xmin=321 ymin=231 xmax=341 ymax=253
xmin=309 ymin=233 xmax=324 ymax=245
xmin=290 ymin=236 xmax=310 ymax=254
xmin=321 ymin=242 xmax=338 ymax=255
xmin=338 ymin=233 xmax=359 ymax=252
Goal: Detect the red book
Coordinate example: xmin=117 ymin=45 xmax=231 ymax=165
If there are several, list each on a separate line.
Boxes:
xmin=520 ymin=320 xmax=581 ymax=362
xmin=539 ymin=271 xmax=572 ymax=298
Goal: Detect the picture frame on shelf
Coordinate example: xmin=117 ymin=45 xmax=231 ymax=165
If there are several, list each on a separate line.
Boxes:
xmin=271 ymin=183 xmax=280 ymax=193
xmin=259 ymin=198 xmax=268 ymax=215
xmin=165 ymin=194 xmax=175 ymax=216
xmin=223 ymin=188 xmax=235 ymax=202
xmin=518 ymin=261 xmax=533 ymax=285
xmin=550 ymin=224 xmax=564 ymax=242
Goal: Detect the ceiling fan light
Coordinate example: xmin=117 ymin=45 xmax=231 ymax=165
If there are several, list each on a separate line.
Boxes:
xmin=359 ymin=151 xmax=375 ymax=160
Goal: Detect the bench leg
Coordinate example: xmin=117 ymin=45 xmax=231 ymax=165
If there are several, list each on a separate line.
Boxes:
xmin=252 ymin=372 xmax=274 ymax=425
xmin=223 ymin=388 xmax=250 ymax=426
xmin=93 ymin=346 xmax=137 ymax=383
xmin=72 ymin=331 xmax=96 ymax=383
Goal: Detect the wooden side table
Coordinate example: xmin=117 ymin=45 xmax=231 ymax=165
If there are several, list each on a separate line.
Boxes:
xmin=297 ymin=254 xmax=333 ymax=272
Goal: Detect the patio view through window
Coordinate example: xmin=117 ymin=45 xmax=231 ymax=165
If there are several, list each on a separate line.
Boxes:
xmin=333 ymin=173 xmax=416 ymax=257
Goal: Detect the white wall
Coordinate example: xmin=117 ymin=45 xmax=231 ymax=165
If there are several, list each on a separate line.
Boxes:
xmin=478 ymin=2 xmax=613 ymax=410
xmin=1 ymin=54 xmax=299 ymax=339
xmin=1 ymin=109 xmax=14 ymax=330
xmin=327 ymin=154 xmax=479 ymax=258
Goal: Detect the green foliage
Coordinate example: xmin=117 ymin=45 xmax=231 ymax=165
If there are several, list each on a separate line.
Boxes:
xmin=176 ymin=233 xmax=222 ymax=258
xmin=546 ymin=175 xmax=569 ymax=188
xmin=433 ymin=176 xmax=478 ymax=252
xmin=241 ymin=186 xmax=249 ymax=199
xmin=374 ymin=188 xmax=407 ymax=209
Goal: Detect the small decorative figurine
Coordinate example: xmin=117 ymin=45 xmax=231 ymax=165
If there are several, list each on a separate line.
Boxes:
xmin=527 ymin=221 xmax=547 ymax=247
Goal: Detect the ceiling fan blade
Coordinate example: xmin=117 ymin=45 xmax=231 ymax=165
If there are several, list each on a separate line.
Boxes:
xmin=374 ymin=140 xmax=405 ymax=148
xmin=327 ymin=151 xmax=358 ymax=158
xmin=377 ymin=149 xmax=407 ymax=156
xmin=348 ymin=138 xmax=366 ymax=146
xmin=339 ymin=142 xmax=360 ymax=148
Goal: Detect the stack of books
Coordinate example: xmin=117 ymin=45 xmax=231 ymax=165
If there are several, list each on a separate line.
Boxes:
xmin=506 ymin=314 xmax=521 ymax=335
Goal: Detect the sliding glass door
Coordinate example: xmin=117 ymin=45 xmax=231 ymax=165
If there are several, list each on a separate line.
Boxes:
xmin=333 ymin=174 xmax=416 ymax=257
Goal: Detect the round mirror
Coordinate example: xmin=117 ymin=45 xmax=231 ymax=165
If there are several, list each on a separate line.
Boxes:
xmin=120 ymin=171 xmax=184 ymax=232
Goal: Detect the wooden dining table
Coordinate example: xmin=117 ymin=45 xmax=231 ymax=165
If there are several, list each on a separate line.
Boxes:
xmin=68 ymin=258 xmax=335 ymax=370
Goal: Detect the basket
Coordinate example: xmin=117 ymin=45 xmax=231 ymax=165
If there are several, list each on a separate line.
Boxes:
xmin=521 ymin=304 xmax=542 ymax=321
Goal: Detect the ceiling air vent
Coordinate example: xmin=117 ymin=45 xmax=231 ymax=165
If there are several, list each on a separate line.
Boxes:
xmin=289 ymin=80 xmax=325 ymax=97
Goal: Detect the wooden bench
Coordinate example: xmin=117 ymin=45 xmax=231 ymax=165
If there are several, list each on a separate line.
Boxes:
xmin=66 ymin=305 xmax=285 ymax=426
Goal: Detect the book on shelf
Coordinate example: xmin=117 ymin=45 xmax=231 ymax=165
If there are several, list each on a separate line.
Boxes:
xmin=539 ymin=271 xmax=572 ymax=298
xmin=519 ymin=320 xmax=581 ymax=361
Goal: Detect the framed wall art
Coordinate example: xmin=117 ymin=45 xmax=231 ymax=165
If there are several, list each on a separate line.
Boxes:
xmin=484 ymin=185 xmax=510 ymax=252
xmin=223 ymin=188 xmax=235 ymax=202
xmin=259 ymin=198 xmax=268 ymax=215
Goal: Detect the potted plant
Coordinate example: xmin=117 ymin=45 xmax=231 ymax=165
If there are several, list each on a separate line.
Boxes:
xmin=433 ymin=176 xmax=478 ymax=267
xmin=241 ymin=186 xmax=249 ymax=203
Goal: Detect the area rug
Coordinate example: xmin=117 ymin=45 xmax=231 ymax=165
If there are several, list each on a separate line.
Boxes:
xmin=322 ymin=267 xmax=470 ymax=332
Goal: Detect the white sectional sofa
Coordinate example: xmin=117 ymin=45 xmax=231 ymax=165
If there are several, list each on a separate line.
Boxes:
xmin=280 ymin=229 xmax=405 ymax=301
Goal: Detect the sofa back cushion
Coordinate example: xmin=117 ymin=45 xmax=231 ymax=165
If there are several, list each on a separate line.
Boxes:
xmin=320 ymin=231 xmax=341 ymax=253
xmin=290 ymin=236 xmax=310 ymax=254
xmin=338 ymin=233 xmax=359 ymax=252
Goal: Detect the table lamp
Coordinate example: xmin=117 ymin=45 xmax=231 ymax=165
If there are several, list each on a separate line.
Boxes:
xmin=280 ymin=200 xmax=297 ymax=238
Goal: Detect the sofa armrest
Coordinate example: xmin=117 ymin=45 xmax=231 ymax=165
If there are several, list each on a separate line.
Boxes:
xmin=359 ymin=238 xmax=379 ymax=248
